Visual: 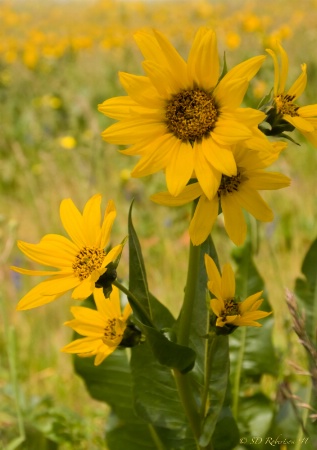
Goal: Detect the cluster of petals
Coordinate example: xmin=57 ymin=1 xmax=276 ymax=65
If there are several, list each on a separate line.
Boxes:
xmin=62 ymin=287 xmax=132 ymax=366
xmin=152 ymin=139 xmax=290 ymax=246
xmin=11 ymin=194 xmax=122 ymax=310
xmin=99 ymin=27 xmax=267 ymax=199
xmin=267 ymin=41 xmax=317 ymax=146
xmin=205 ymin=255 xmax=271 ymax=328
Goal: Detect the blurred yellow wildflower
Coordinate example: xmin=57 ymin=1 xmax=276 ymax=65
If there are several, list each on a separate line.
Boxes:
xmin=267 ymin=42 xmax=317 ymax=146
xmin=225 ymin=31 xmax=241 ymax=50
xmin=62 ymin=287 xmax=132 ymax=366
xmin=205 ymin=255 xmax=271 ymax=328
xmin=151 ymin=139 xmax=290 ymax=246
xmin=11 ymin=195 xmax=123 ymax=310
xmin=99 ymin=27 xmax=266 ymax=199
xmin=59 ymin=136 xmax=77 ymax=150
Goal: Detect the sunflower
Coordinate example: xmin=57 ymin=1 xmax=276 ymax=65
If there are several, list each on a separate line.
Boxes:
xmin=61 ymin=287 xmax=132 ymax=366
xmin=151 ymin=140 xmax=290 ymax=246
xmin=99 ymin=27 xmax=266 ymax=199
xmin=11 ymin=194 xmax=123 ymax=310
xmin=205 ymin=255 xmax=271 ymax=328
xmin=266 ymin=41 xmax=317 ymax=145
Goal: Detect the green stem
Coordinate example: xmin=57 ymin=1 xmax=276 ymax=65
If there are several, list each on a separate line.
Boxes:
xmin=200 ymin=335 xmax=217 ymax=419
xmin=177 ymin=241 xmax=201 ymax=346
xmin=232 ymin=326 xmax=247 ymax=419
xmin=148 ymin=424 xmax=167 ymax=450
xmin=113 ymin=279 xmax=154 ymax=327
xmin=173 ymin=369 xmax=201 ymax=447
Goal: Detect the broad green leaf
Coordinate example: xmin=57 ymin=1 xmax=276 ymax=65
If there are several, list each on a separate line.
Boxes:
xmin=294 ymin=237 xmax=317 ymax=342
xmin=199 ymin=336 xmax=230 ymax=446
xmin=211 ymin=406 xmax=240 ymax=450
xmin=106 ymin=423 xmax=161 ymax=450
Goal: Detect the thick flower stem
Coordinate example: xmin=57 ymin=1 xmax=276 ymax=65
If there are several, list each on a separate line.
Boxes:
xmin=173 ymin=369 xmax=202 ymax=447
xmin=232 ymin=326 xmax=247 ymax=419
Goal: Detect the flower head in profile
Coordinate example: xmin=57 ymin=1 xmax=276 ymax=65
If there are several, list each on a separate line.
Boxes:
xmin=62 ymin=287 xmax=132 ymax=366
xmin=205 ymin=254 xmax=271 ymax=329
xmin=99 ymin=27 xmax=266 ymax=199
xmin=11 ymin=194 xmax=123 ymax=310
xmin=151 ymin=139 xmax=290 ymax=246
xmin=266 ymin=42 xmax=317 ymax=145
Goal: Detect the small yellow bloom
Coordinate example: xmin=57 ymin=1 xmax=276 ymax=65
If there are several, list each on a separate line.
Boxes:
xmin=99 ymin=27 xmax=266 ymax=199
xmin=11 ymin=194 xmax=123 ymax=310
xmin=267 ymin=42 xmax=317 ymax=146
xmin=61 ymin=287 xmax=132 ymax=366
xmin=205 ymin=255 xmax=271 ymax=328
xmin=59 ymin=135 xmax=77 ymax=150
xmin=151 ymin=139 xmax=290 ymax=246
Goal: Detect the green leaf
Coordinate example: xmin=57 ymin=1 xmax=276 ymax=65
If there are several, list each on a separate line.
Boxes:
xmin=295 ymin=237 xmax=317 ymax=342
xmin=128 ymin=200 xmax=151 ymax=320
xmin=211 ymin=406 xmax=240 ymax=450
xmin=106 ymin=423 xmax=160 ymax=450
xmin=128 ymin=201 xmax=196 ymax=373
xmin=199 ymin=336 xmax=230 ymax=446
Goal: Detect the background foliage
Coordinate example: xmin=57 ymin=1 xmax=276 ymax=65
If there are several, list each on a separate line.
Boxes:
xmin=1 ymin=0 xmax=317 ymax=448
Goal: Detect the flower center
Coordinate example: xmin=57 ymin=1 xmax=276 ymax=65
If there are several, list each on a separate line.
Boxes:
xmin=275 ymin=94 xmax=299 ymax=117
xmin=72 ymin=246 xmax=105 ymax=281
xmin=165 ymin=88 xmax=218 ymax=142
xmin=222 ymin=298 xmax=240 ymax=318
xmin=217 ymin=168 xmax=247 ymax=197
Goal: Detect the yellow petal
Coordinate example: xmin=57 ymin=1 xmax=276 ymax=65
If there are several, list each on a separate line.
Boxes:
xmin=298 ymin=104 xmax=317 ymax=118
xmin=82 ymin=194 xmax=102 ymax=247
xmin=194 ymin=140 xmax=221 ymax=199
xmin=202 ymin=137 xmax=237 ymax=175
xmin=205 ymin=254 xmax=222 ymax=299
xmin=119 ymin=72 xmax=162 ymax=108
xmin=151 ymin=183 xmax=202 ymax=206
xmin=277 ymin=42 xmax=289 ymax=94
xmin=94 ymin=347 xmax=115 ymax=365
xmin=101 ymin=119 xmax=166 ymax=145
xmin=61 ymin=336 xmax=101 ymax=354
xmin=142 ymin=60 xmax=178 ymax=97
xmin=189 ymin=195 xmax=218 ymax=246
xmin=239 ymin=291 xmax=263 ymax=314
xmin=99 ymin=200 xmax=116 ymax=249
xmin=166 ymin=140 xmax=195 ymax=197
xmin=187 ymin=27 xmax=219 ymax=90
xmin=287 ymin=63 xmax=307 ymax=100
xmin=210 ymin=298 xmax=225 ymax=317
xmin=223 ymin=55 xmax=266 ymax=83
xmin=245 ymin=172 xmax=290 ymax=190
xmin=235 ymin=185 xmax=273 ymax=222
xmin=221 ymin=195 xmax=247 ymax=246
xmin=72 ymin=277 xmax=94 ymax=299
xmin=284 ymin=115 xmax=314 ymax=132
xmin=266 ymin=48 xmax=280 ymax=96
xmin=221 ymin=263 xmax=236 ymax=300
xmin=98 ymin=96 xmax=141 ymax=120
xmin=94 ymin=286 xmax=121 ymax=319
xmin=212 ymin=119 xmax=252 ymax=146
xmin=60 ymin=198 xmax=86 ymax=248
xmin=214 ymin=77 xmax=249 ymax=109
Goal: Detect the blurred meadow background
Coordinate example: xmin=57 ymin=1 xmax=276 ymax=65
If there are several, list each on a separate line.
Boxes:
xmin=1 ymin=0 xmax=317 ymax=448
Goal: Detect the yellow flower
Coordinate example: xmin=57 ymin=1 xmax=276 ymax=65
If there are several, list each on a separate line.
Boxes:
xmin=99 ymin=27 xmax=266 ymax=199
xmin=58 ymin=135 xmax=77 ymax=150
xmin=266 ymin=42 xmax=317 ymax=146
xmin=61 ymin=287 xmax=132 ymax=366
xmin=11 ymin=194 xmax=122 ymax=310
xmin=205 ymin=255 xmax=271 ymax=328
xmin=151 ymin=139 xmax=290 ymax=246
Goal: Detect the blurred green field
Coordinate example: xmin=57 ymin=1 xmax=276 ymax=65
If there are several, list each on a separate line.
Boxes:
xmin=1 ymin=0 xmax=317 ymax=448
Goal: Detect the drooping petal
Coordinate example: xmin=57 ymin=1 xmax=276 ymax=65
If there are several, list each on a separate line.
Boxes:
xmin=277 ymin=42 xmax=289 ymax=94
xmin=94 ymin=347 xmax=116 ymax=365
xmin=189 ymin=195 xmax=218 ymax=246
xmin=234 ymin=185 xmax=273 ymax=221
xmin=194 ymin=140 xmax=221 ymax=199
xmin=99 ymin=200 xmax=116 ymax=249
xmin=205 ymin=254 xmax=222 ymax=299
xmin=166 ymin=140 xmax=195 ymax=197
xmin=202 ymin=137 xmax=237 ymax=175
xmin=221 ymin=195 xmax=247 ymax=246
xmin=266 ymin=48 xmax=280 ymax=95
xmin=221 ymin=263 xmax=236 ymax=300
